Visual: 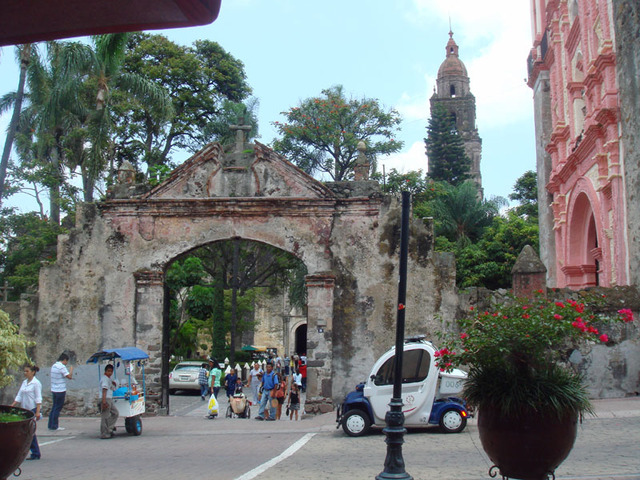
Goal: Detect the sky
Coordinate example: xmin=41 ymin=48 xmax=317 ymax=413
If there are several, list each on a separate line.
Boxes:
xmin=0 ymin=0 xmax=536 ymax=211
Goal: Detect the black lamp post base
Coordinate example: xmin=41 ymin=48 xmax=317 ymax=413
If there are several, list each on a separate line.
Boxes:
xmin=376 ymin=399 xmax=413 ymax=480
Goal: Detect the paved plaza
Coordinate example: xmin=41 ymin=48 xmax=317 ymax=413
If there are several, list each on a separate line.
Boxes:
xmin=13 ymin=396 xmax=640 ymax=480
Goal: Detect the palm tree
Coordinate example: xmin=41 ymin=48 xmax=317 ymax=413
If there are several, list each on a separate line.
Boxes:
xmin=79 ymin=33 xmax=172 ymax=200
xmin=0 ymin=44 xmax=35 ymax=204
xmin=431 ymin=181 xmax=505 ymax=244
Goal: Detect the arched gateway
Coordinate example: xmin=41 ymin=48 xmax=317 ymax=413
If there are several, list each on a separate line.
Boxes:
xmin=23 ymin=135 xmax=458 ymax=414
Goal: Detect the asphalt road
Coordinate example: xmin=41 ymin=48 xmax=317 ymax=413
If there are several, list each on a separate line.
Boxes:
xmin=13 ymin=396 xmax=640 ymax=480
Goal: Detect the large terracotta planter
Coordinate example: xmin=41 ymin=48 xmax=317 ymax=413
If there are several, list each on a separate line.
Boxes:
xmin=478 ymin=405 xmax=578 ymax=480
xmin=0 ymin=405 xmax=35 ymax=480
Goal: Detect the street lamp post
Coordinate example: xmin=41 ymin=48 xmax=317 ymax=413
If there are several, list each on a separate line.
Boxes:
xmin=376 ymin=191 xmax=413 ymax=480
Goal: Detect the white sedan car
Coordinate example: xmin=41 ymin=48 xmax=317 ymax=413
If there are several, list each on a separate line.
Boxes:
xmin=168 ymin=361 xmax=204 ymax=394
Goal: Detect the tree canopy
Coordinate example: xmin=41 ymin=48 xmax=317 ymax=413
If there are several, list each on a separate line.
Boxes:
xmin=117 ymin=33 xmax=253 ymax=169
xmin=273 ymin=85 xmax=403 ymax=181
xmin=425 ymin=104 xmax=471 ymax=186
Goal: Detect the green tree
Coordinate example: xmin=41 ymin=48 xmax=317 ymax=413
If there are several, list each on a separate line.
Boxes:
xmin=76 ymin=33 xmax=173 ymax=199
xmin=425 ymin=104 xmax=471 ymax=186
xmin=273 ymin=85 xmax=403 ymax=181
xmin=0 ymin=211 xmax=65 ymax=299
xmin=427 ymin=181 xmax=504 ymax=244
xmin=116 ymin=33 xmax=252 ymax=169
xmin=509 ymin=170 xmax=538 ymax=219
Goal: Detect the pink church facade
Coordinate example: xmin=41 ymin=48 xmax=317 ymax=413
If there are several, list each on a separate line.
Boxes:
xmin=527 ymin=0 xmax=629 ymax=289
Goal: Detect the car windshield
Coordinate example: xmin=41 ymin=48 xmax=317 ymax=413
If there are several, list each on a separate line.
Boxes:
xmin=174 ymin=364 xmax=200 ymax=371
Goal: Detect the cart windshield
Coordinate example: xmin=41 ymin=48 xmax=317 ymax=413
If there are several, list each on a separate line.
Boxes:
xmin=373 ymin=348 xmax=431 ymax=386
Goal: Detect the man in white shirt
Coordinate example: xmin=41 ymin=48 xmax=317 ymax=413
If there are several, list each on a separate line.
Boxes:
xmin=100 ymin=364 xmax=119 ymax=439
xmin=48 ymin=353 xmax=73 ymax=431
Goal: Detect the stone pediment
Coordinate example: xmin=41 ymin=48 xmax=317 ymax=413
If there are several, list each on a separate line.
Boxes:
xmin=142 ymin=141 xmax=334 ymax=200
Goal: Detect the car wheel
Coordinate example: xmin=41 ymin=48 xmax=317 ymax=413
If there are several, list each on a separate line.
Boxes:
xmin=439 ymin=408 xmax=466 ymax=433
xmin=342 ymin=409 xmax=371 ymax=437
xmin=169 ymin=389 xmax=177 ymax=395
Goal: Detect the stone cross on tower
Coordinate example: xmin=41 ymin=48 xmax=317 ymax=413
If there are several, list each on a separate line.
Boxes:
xmin=229 ymin=116 xmax=252 ymax=153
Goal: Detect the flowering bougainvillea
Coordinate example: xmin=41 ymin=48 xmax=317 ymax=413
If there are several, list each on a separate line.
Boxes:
xmin=435 ymin=293 xmax=634 ymax=375
xmin=435 ymin=292 xmax=635 ymax=415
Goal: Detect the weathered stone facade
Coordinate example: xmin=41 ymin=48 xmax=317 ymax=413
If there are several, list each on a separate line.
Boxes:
xmin=614 ymin=0 xmax=640 ymax=287
xmin=20 ymin=139 xmax=460 ymax=413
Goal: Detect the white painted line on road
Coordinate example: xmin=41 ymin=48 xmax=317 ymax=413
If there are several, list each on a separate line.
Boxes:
xmin=39 ymin=436 xmax=75 ymax=446
xmin=234 ymin=432 xmax=317 ymax=480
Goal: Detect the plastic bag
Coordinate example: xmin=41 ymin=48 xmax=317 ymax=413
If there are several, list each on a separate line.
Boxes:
xmin=208 ymin=395 xmax=219 ymax=416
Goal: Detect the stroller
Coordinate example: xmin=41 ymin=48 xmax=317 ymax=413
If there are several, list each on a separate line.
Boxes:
xmin=226 ymin=383 xmax=251 ymax=419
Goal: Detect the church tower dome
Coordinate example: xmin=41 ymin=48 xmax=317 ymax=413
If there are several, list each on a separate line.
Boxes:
xmin=430 ymin=29 xmax=483 ymax=194
xmin=436 ymin=30 xmax=470 ymax=98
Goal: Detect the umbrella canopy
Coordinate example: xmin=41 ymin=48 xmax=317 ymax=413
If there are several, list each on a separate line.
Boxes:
xmin=0 ymin=0 xmax=222 ymax=47
xmin=86 ymin=347 xmax=149 ymax=363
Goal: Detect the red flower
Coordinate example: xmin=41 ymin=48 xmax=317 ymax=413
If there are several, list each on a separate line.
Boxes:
xmin=554 ymin=314 xmax=563 ymax=320
xmin=522 ymin=314 xmax=530 ymax=319
xmin=555 ymin=302 xmax=565 ymax=308
xmin=599 ymin=334 xmax=609 ymax=343
xmin=618 ymin=309 xmax=634 ymax=323
xmin=460 ymin=333 xmax=468 ymax=340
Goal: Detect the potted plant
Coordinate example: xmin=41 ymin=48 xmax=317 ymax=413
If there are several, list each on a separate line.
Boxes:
xmin=436 ymin=292 xmax=635 ymax=480
xmin=0 ymin=309 xmax=36 ymax=480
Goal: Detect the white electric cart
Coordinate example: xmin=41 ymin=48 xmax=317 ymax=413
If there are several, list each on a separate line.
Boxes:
xmin=86 ymin=347 xmax=149 ymax=436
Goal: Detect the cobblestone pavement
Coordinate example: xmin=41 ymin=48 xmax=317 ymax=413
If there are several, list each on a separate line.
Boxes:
xmin=14 ymin=397 xmax=640 ymax=480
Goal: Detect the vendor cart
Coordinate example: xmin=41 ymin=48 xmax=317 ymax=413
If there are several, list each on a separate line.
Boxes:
xmin=86 ymin=347 xmax=149 ymax=436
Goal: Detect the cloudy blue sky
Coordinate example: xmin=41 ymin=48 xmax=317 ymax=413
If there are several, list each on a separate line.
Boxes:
xmin=0 ymin=0 xmax=536 ymax=211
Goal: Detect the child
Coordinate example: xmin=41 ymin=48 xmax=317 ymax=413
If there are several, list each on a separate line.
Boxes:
xmin=287 ymin=382 xmax=300 ymax=421
xmin=234 ymin=376 xmax=244 ymax=395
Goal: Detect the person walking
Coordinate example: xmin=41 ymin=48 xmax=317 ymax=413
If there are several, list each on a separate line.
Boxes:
xmin=255 ymin=362 xmax=278 ymax=421
xmin=287 ymin=382 xmax=301 ymax=421
xmin=11 ymin=364 xmax=42 ymax=460
xmin=224 ymin=369 xmax=238 ymax=400
xmin=99 ymin=364 xmax=119 ymax=439
xmin=198 ymin=363 xmax=208 ymax=400
xmin=247 ymin=362 xmax=263 ymax=406
xmin=48 ymin=352 xmax=73 ymax=431
xmin=209 ymin=359 xmax=221 ymax=399
xmin=275 ymin=376 xmax=286 ymax=420
xmin=292 ymin=367 xmax=302 ymax=390
xmin=299 ymin=360 xmax=307 ymax=393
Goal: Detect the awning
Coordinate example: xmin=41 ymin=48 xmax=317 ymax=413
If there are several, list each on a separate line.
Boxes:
xmin=86 ymin=347 xmax=149 ymax=363
xmin=241 ymin=345 xmax=267 ymax=352
xmin=0 ymin=0 xmax=222 ymax=47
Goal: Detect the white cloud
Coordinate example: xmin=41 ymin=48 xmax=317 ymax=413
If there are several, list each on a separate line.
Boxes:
xmin=379 ymin=141 xmax=427 ymax=175
xmin=409 ymin=0 xmax=533 ymax=129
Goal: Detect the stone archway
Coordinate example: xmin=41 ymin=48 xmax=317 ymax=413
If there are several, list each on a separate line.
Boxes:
xmin=24 ymin=138 xmax=458 ymax=413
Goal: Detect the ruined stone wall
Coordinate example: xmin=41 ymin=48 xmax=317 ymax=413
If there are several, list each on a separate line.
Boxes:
xmin=327 ymin=196 xmax=459 ymax=401
xmin=252 ymin=291 xmax=287 ymax=355
xmin=614 ymin=0 xmax=640 ymax=287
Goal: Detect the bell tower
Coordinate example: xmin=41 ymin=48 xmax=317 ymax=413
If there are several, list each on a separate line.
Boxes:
xmin=430 ymin=30 xmax=483 ymax=193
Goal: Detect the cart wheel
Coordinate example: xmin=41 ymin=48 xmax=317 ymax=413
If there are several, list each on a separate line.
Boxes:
xmin=246 ymin=406 xmax=251 ymax=419
xmin=342 ymin=409 xmax=371 ymax=437
xmin=131 ymin=416 xmax=142 ymax=436
xmin=439 ymin=408 xmax=466 ymax=434
xmin=124 ymin=417 xmax=133 ymax=434
xmin=225 ymin=406 xmax=232 ymax=418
